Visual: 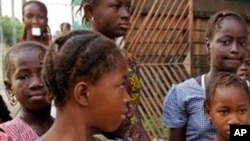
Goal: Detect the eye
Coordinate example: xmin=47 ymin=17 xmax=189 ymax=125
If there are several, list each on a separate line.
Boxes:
xmin=245 ymin=61 xmax=250 ymax=66
xmin=220 ymin=40 xmax=230 ymax=46
xmin=239 ymin=40 xmax=247 ymax=47
xmin=218 ymin=110 xmax=228 ymax=116
xmin=239 ymin=108 xmax=247 ymax=114
xmin=111 ymin=4 xmax=120 ymax=10
xmin=125 ymin=4 xmax=131 ymax=11
xmin=17 ymin=74 xmax=29 ymax=80
xmin=38 ymin=15 xmax=45 ymax=20
xmin=119 ymin=81 xmax=126 ymax=89
xmin=25 ymin=14 xmax=32 ymax=19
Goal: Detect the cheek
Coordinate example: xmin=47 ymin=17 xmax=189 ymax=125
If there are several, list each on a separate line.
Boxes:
xmin=23 ymin=19 xmax=32 ymax=27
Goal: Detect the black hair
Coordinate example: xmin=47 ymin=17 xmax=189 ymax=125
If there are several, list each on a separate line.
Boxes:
xmin=21 ymin=0 xmax=51 ymax=46
xmin=4 ymin=41 xmax=47 ymax=79
xmin=4 ymin=41 xmax=47 ymax=105
xmin=42 ymin=30 xmax=125 ymax=108
xmin=204 ymin=72 xmax=250 ymax=113
xmin=0 ymin=95 xmax=12 ymax=122
xmin=205 ymin=10 xmax=247 ymax=40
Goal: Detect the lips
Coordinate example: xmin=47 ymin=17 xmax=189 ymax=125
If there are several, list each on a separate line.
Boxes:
xmin=28 ymin=90 xmax=47 ymax=100
xmin=119 ymin=23 xmax=130 ymax=30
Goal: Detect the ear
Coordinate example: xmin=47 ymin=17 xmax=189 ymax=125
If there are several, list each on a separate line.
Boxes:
xmin=4 ymin=80 xmax=12 ymax=94
xmin=73 ymin=81 xmax=90 ymax=107
xmin=4 ymin=80 xmax=14 ymax=100
xmin=83 ymin=3 xmax=94 ymax=22
xmin=206 ymin=38 xmax=210 ymax=53
xmin=205 ymin=105 xmax=211 ymax=117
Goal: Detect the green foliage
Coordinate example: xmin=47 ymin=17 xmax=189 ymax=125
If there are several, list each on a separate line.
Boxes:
xmin=143 ymin=117 xmax=169 ymax=140
xmin=1 ymin=16 xmax=24 ymax=45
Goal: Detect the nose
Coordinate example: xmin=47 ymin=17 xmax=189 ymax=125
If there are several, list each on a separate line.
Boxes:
xmin=230 ymin=42 xmax=239 ymax=54
xmin=29 ymin=75 xmax=44 ymax=89
xmin=32 ymin=17 xmax=39 ymax=24
xmin=120 ymin=7 xmax=131 ymax=20
xmin=227 ymin=114 xmax=240 ymax=125
xmin=239 ymin=63 xmax=247 ymax=71
xmin=123 ymin=89 xmax=131 ymax=104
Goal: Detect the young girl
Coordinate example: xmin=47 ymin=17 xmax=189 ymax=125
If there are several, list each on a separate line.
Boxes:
xmin=163 ymin=10 xmax=248 ymax=141
xmin=237 ymin=49 xmax=250 ymax=87
xmin=81 ymin=0 xmax=151 ymax=140
xmin=21 ymin=1 xmax=51 ymax=46
xmin=204 ymin=72 xmax=250 ymax=141
xmin=39 ymin=30 xmax=130 ymax=141
xmin=0 ymin=41 xmax=53 ymax=141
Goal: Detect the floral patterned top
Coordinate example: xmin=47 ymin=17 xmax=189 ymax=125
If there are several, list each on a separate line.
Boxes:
xmin=123 ymin=51 xmax=141 ymax=141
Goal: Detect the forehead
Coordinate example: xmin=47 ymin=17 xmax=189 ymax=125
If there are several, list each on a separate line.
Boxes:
xmin=97 ymin=0 xmax=130 ymax=5
xmin=215 ymin=17 xmax=247 ymax=37
xmin=212 ymin=86 xmax=249 ymax=104
xmin=23 ymin=3 xmax=46 ymax=14
xmin=10 ymin=49 xmax=43 ymax=67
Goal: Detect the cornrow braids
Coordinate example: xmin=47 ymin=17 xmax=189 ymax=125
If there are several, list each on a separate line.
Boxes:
xmin=43 ymin=30 xmax=125 ymax=108
xmin=205 ymin=10 xmax=247 ymax=40
xmin=204 ymin=72 xmax=250 ymax=113
xmin=4 ymin=41 xmax=47 ymax=80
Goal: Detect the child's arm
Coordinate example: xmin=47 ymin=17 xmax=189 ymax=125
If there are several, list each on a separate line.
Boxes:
xmin=168 ymin=127 xmax=186 ymax=141
xmin=163 ymin=86 xmax=187 ymax=141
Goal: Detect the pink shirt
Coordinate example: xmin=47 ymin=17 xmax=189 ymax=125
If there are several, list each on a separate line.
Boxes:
xmin=0 ymin=118 xmax=39 ymax=141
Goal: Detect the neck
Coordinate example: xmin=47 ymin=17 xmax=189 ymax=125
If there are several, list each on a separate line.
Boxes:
xmin=41 ymin=105 xmax=96 ymax=141
xmin=20 ymin=106 xmax=53 ymax=136
xmin=205 ymin=67 xmax=237 ymax=89
xmin=20 ymin=106 xmax=51 ymax=123
xmin=213 ymin=135 xmax=228 ymax=141
xmin=91 ymin=26 xmax=116 ymax=40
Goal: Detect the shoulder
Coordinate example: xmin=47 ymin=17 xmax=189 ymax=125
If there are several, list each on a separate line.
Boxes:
xmin=168 ymin=78 xmax=199 ymax=95
xmin=0 ymin=118 xmax=38 ymax=140
xmin=164 ymin=77 xmax=204 ymax=106
xmin=0 ymin=131 xmax=11 ymax=141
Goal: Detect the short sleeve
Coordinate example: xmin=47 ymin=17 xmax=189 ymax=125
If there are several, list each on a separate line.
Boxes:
xmin=0 ymin=131 xmax=12 ymax=141
xmin=163 ymin=86 xmax=187 ymax=128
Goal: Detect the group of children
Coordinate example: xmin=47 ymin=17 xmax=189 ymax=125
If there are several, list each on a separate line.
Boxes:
xmin=0 ymin=0 xmax=150 ymax=141
xmin=163 ymin=10 xmax=250 ymax=141
xmin=0 ymin=0 xmax=250 ymax=141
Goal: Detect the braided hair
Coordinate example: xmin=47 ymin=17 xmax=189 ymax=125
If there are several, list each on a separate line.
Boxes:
xmin=205 ymin=10 xmax=247 ymax=41
xmin=42 ymin=30 xmax=125 ymax=108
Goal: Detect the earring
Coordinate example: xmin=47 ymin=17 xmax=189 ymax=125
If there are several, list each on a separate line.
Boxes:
xmin=91 ymin=17 xmax=95 ymax=21
xmin=6 ymin=90 xmax=17 ymax=106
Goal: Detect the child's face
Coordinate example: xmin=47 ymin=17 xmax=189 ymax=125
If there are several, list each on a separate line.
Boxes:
xmin=208 ymin=86 xmax=250 ymax=141
xmin=5 ymin=49 xmax=49 ymax=110
xmin=237 ymin=52 xmax=250 ymax=80
xmin=208 ymin=17 xmax=247 ymax=72
xmin=23 ymin=3 xmax=48 ymax=33
xmin=90 ymin=0 xmax=131 ymax=38
xmin=88 ymin=59 xmax=130 ymax=132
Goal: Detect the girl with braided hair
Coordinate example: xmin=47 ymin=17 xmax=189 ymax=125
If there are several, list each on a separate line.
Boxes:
xmin=163 ymin=10 xmax=248 ymax=141
xmin=80 ymin=0 xmax=151 ymax=140
xmin=38 ymin=30 xmax=130 ymax=141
